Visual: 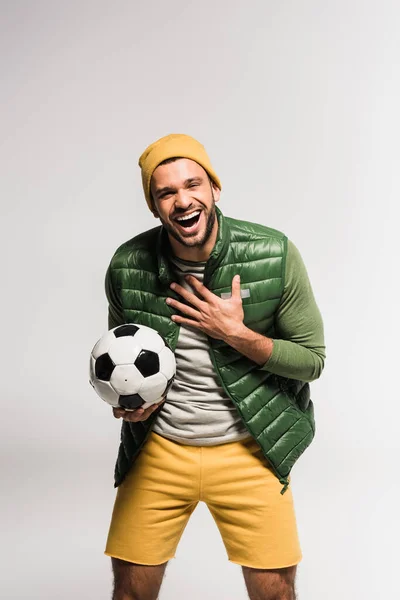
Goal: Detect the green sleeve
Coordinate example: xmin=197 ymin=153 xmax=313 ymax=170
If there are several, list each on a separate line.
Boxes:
xmin=260 ymin=239 xmax=326 ymax=382
xmin=105 ymin=264 xmax=125 ymax=330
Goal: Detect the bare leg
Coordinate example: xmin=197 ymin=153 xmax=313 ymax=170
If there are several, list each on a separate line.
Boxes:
xmin=111 ymin=557 xmax=168 ymax=600
xmin=242 ymin=565 xmax=297 ymax=600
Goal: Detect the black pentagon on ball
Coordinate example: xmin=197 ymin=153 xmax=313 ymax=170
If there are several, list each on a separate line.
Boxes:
xmin=95 ymin=353 xmax=115 ymax=381
xmin=114 ymin=324 xmax=140 ymax=338
xmin=134 ymin=349 xmax=160 ymax=377
xmin=119 ymin=394 xmax=144 ymax=410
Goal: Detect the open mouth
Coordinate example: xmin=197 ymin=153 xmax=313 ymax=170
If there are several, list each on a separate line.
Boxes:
xmin=174 ymin=210 xmax=201 ymax=231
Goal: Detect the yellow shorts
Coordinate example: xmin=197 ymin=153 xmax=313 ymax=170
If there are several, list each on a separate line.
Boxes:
xmin=104 ymin=431 xmax=302 ymax=569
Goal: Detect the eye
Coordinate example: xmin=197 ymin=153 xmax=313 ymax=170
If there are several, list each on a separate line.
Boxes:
xmin=189 ymin=183 xmax=199 ymax=188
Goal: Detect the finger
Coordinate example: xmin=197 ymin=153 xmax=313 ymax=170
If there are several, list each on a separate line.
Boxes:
xmin=125 ymin=411 xmax=146 ymax=422
xmin=231 ymin=274 xmax=242 ymax=299
xmin=166 ymin=298 xmax=201 ymax=320
xmin=148 ymin=398 xmax=166 ymax=413
xmin=115 ymin=398 xmax=165 ymax=421
xmin=170 ymin=282 xmax=205 ymax=309
xmin=183 ymin=275 xmax=216 ymax=302
xmin=113 ymin=407 xmax=124 ymax=418
xmin=171 ymin=314 xmax=201 ymax=328
xmin=144 ymin=401 xmax=161 ymax=412
xmin=137 ymin=404 xmax=160 ymax=421
xmin=119 ymin=407 xmax=144 ymax=421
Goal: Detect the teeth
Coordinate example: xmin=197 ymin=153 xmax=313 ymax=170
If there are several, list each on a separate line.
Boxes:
xmin=176 ymin=210 xmax=200 ymax=222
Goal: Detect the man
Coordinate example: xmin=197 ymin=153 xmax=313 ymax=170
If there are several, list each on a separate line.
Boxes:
xmin=103 ymin=133 xmax=326 ymax=600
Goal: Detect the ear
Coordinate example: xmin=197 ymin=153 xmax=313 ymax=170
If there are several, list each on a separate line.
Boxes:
xmin=212 ymin=182 xmax=221 ymax=203
xmin=150 ymin=191 xmax=160 ymax=218
xmin=149 ymin=179 xmax=160 ymax=217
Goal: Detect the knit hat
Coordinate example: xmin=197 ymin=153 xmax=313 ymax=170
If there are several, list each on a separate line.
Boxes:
xmin=138 ymin=133 xmax=222 ymax=214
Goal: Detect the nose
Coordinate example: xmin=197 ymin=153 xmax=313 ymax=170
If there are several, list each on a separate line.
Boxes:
xmin=174 ymin=188 xmax=193 ymax=210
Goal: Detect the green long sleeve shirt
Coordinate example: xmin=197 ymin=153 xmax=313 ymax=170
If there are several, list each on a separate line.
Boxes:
xmin=106 ymin=237 xmax=325 ymax=384
xmin=260 ymin=239 xmax=326 ymax=382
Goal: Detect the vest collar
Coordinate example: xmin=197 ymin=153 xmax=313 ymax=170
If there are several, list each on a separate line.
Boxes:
xmin=156 ymin=205 xmax=230 ymax=285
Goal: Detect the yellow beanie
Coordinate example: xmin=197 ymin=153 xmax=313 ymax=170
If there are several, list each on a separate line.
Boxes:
xmin=138 ymin=133 xmax=222 ymax=214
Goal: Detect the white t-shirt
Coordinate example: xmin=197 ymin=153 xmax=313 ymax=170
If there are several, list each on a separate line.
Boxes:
xmin=152 ymin=254 xmax=251 ymax=446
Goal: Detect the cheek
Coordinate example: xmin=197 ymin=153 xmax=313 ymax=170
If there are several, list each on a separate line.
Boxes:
xmin=154 ymin=201 xmax=172 ymax=221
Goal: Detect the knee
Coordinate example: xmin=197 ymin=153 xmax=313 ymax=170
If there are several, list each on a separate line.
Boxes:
xmin=267 ymin=589 xmax=294 ymax=600
xmin=111 ymin=581 xmax=135 ymax=600
xmin=112 ymin=564 xmax=137 ymax=600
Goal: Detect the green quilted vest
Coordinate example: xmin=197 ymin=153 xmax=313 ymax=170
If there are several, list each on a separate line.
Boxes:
xmin=105 ymin=206 xmax=315 ymax=494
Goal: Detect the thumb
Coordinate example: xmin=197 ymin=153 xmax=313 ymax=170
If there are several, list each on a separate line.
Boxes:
xmin=232 ymin=274 xmax=241 ymax=299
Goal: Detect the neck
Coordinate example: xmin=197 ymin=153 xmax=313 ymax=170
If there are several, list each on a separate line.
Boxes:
xmin=168 ymin=220 xmax=219 ymax=262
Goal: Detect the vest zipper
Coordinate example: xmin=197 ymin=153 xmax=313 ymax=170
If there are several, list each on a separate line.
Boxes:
xmin=202 ymin=264 xmax=290 ymax=495
xmin=125 ymin=316 xmax=290 ymax=493
xmin=207 ymin=344 xmax=290 ymax=495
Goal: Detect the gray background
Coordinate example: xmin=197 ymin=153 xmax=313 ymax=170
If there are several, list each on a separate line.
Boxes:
xmin=1 ymin=1 xmax=398 ymax=598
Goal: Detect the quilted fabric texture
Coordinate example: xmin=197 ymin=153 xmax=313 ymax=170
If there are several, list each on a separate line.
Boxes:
xmin=105 ymin=207 xmax=315 ymax=494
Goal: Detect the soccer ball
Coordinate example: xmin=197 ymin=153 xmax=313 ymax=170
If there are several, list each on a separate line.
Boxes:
xmin=89 ymin=324 xmax=176 ymax=410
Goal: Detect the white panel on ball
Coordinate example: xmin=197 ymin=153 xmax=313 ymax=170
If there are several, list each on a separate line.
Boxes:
xmin=91 ymin=329 xmax=117 ymax=360
xmin=92 ymin=379 xmax=120 ymax=407
xmin=107 ymin=336 xmax=142 ymax=365
xmin=132 ymin=327 xmax=165 ymax=353
xmin=110 ymin=364 xmax=143 ymax=395
xmin=158 ymin=346 xmax=176 ymax=380
xmin=139 ymin=371 xmax=168 ymax=404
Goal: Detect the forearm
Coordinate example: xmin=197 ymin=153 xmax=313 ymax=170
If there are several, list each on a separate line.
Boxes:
xmin=224 ymin=325 xmax=324 ymax=382
xmin=255 ymin=239 xmax=326 ymax=382
xmin=224 ymin=324 xmax=274 ymax=366
xmin=260 ymin=338 xmax=325 ymax=382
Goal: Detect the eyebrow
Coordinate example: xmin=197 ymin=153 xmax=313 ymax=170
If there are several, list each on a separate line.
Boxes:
xmin=154 ymin=177 xmax=204 ymax=199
